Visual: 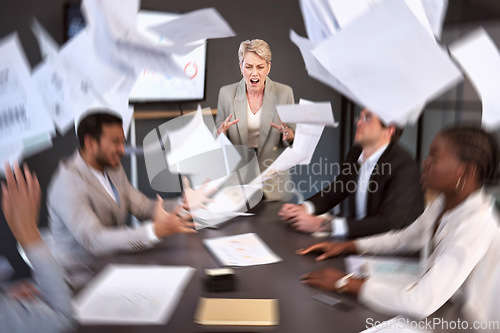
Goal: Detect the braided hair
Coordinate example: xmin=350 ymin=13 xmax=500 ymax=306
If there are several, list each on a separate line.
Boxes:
xmin=440 ymin=124 xmax=500 ymax=185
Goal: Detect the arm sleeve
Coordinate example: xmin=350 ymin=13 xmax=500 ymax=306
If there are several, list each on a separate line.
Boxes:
xmin=355 ymin=212 xmax=428 ymax=255
xmin=358 ymin=221 xmax=493 ymax=319
xmin=0 ymin=242 xmax=74 ymax=333
xmin=346 ymin=160 xmax=423 ymax=238
xmin=49 ymin=175 xmax=159 ymax=256
xmin=216 ymin=88 xmax=228 ymax=130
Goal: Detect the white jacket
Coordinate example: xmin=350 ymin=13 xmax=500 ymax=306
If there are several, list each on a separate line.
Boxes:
xmin=356 ymin=189 xmax=500 ymax=328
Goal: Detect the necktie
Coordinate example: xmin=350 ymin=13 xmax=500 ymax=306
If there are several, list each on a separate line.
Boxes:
xmin=105 ymin=172 xmax=120 ymax=206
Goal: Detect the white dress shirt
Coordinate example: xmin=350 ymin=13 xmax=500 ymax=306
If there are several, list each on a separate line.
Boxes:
xmin=355 ymin=189 xmax=500 ymax=327
xmin=303 ymin=144 xmax=388 ymax=237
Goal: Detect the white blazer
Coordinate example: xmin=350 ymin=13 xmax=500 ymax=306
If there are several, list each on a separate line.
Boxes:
xmin=356 ymin=189 xmax=500 ymax=328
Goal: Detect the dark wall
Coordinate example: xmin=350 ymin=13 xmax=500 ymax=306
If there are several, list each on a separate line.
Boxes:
xmin=0 ymin=0 xmax=342 ymax=230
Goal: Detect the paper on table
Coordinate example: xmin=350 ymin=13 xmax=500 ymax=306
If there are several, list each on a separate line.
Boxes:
xmin=149 ymin=8 xmax=235 ymax=46
xmin=311 ymin=0 xmax=462 ymax=126
xmin=0 ymin=33 xmax=55 ymax=146
xmin=73 ymin=264 xmax=195 ymax=325
xmin=345 ymin=255 xmax=421 ymax=288
xmin=203 ymin=233 xmax=282 ymax=267
xmin=276 ymin=100 xmax=338 ymax=127
xmin=449 ymin=28 xmax=500 ymax=129
xmin=290 ymin=30 xmax=360 ymax=104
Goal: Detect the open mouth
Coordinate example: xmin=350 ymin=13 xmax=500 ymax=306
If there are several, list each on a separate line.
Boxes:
xmin=250 ymin=78 xmax=259 ymax=85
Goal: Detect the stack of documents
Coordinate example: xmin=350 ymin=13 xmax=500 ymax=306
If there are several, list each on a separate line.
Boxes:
xmin=73 ymin=264 xmax=195 ymax=325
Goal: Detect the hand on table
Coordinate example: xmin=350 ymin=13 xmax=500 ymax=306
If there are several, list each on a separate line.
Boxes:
xmin=296 ymin=241 xmax=357 ymax=261
xmin=278 ymin=203 xmax=306 ymax=220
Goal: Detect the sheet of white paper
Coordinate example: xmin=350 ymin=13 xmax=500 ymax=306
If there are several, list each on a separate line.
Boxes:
xmin=290 ymin=30 xmax=360 ymax=104
xmin=256 ymin=105 xmax=325 ymax=179
xmin=345 ymin=255 xmax=421 ymax=288
xmin=420 ymin=0 xmax=448 ymax=39
xmin=82 ymin=0 xmax=190 ymax=78
xmin=82 ymin=0 xmax=140 ymax=43
xmin=32 ymin=59 xmax=99 ymax=134
xmin=72 ymin=78 xmax=134 ymax=139
xmin=0 ymin=33 xmax=55 ymax=146
xmin=203 ymin=233 xmax=282 ymax=267
xmin=192 ymin=209 xmax=254 ymax=229
xmin=256 ymin=148 xmax=303 ymax=182
xmin=298 ymin=0 xmax=339 ymax=42
xmin=166 ymin=106 xmax=220 ymax=172
xmin=30 ymin=19 xmax=59 ymax=59
xmin=73 ymin=264 xmax=194 ymax=325
xmin=292 ymin=123 xmax=325 ymax=165
xmin=276 ymin=101 xmax=337 ymax=127
xmin=149 ymin=8 xmax=235 ymax=46
xmin=0 ymin=132 xmax=53 ymax=175
xmin=328 ymin=0 xmax=434 ymax=37
xmin=0 ymin=140 xmax=23 ymax=175
xmin=21 ymin=132 xmax=53 ymax=158
xmin=311 ymin=0 xmax=462 ymax=126
xmin=59 ymin=29 xmax=127 ymax=95
xmin=191 ymin=182 xmax=261 ymax=229
xmin=449 ymin=28 xmax=500 ymax=129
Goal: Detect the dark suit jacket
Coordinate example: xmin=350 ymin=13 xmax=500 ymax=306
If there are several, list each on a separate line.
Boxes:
xmin=308 ymin=142 xmax=424 ymax=238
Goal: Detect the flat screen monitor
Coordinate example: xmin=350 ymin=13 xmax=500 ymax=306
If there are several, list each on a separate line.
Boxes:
xmin=64 ymin=4 xmax=207 ymax=102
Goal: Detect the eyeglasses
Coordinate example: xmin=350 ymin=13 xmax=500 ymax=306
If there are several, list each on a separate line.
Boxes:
xmin=355 ymin=113 xmax=374 ymax=124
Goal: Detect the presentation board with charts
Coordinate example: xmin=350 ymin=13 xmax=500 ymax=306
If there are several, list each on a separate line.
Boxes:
xmin=65 ymin=6 xmax=207 ymax=101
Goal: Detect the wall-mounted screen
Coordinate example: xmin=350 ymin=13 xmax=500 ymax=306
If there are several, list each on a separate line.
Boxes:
xmin=64 ymin=4 xmax=207 ymax=102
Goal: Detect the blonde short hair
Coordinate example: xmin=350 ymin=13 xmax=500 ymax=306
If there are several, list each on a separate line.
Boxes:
xmin=238 ymin=39 xmax=272 ymax=64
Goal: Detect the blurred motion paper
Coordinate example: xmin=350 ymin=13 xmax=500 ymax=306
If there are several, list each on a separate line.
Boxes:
xmin=73 ymin=264 xmax=194 ymax=324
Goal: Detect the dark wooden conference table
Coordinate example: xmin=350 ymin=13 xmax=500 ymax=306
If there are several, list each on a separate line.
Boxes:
xmin=76 ymin=202 xmax=459 ymax=333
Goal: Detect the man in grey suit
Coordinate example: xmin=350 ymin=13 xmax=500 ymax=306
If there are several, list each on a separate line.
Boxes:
xmin=1 ymin=163 xmax=74 ymax=332
xmin=47 ymin=111 xmax=196 ymax=288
